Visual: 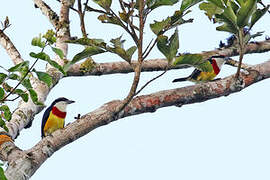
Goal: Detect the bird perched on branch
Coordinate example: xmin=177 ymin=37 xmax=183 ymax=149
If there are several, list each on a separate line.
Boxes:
xmin=172 ymin=55 xmax=229 ymax=83
xmin=41 ymin=97 xmax=75 ymax=138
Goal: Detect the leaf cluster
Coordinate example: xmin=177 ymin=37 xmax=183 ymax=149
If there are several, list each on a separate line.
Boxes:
xmin=199 ymin=0 xmax=269 ymax=34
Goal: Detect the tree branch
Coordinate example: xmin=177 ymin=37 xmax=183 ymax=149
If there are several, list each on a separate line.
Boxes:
xmin=0 ymin=30 xmax=24 ymax=65
xmin=67 ymin=39 xmax=270 ymax=77
xmin=3 ymin=58 xmax=270 ymax=180
xmin=33 ymin=0 xmax=60 ymax=29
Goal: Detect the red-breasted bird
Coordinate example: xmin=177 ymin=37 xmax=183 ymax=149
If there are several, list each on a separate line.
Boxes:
xmin=172 ymin=55 xmax=228 ymax=83
xmin=41 ymin=97 xmax=75 ymax=138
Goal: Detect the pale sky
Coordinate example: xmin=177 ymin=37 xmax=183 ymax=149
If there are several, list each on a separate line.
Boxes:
xmin=1 ymin=1 xmax=270 ymax=180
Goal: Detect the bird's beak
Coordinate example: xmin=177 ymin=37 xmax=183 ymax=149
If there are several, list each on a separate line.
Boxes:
xmin=67 ymin=100 xmax=75 ymax=104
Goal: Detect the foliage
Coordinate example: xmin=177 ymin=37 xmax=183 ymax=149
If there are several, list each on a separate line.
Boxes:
xmin=0 ymin=165 xmax=7 ymax=180
xmin=0 ymin=29 xmax=65 ymax=131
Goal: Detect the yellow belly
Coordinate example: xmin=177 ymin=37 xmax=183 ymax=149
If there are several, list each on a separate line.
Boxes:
xmin=192 ymin=70 xmax=217 ymax=82
xmin=43 ymin=112 xmax=65 ymax=136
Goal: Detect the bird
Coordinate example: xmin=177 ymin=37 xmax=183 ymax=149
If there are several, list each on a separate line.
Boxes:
xmin=41 ymin=97 xmax=75 ymax=138
xmin=172 ymin=55 xmax=229 ymax=83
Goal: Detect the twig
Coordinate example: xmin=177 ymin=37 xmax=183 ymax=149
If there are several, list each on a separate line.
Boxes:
xmin=135 ymin=69 xmax=167 ymax=96
xmin=2 ymin=42 xmax=47 ymax=102
xmin=78 ymin=0 xmax=87 ymax=37
xmin=143 ymin=38 xmax=157 ymax=60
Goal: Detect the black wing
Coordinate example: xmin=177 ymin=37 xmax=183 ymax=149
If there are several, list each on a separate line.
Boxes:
xmin=189 ymin=69 xmax=202 ymax=80
xmin=41 ymin=106 xmax=52 ymax=138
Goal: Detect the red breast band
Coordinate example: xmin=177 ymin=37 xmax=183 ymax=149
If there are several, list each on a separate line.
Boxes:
xmin=52 ymin=106 xmax=66 ymax=118
xmin=212 ymin=59 xmax=220 ymax=75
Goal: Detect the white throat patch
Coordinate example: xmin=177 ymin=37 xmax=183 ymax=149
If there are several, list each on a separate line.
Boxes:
xmin=54 ymin=101 xmax=68 ymax=112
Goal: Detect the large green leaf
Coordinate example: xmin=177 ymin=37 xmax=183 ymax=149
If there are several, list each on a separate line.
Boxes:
xmin=237 ymin=0 xmax=256 ymax=28
xmin=71 ymin=46 xmax=105 ymax=64
xmin=21 ymin=78 xmax=32 ymax=90
xmin=180 ymin=0 xmax=202 ymax=13
xmin=29 ymin=52 xmax=66 ymax=75
xmin=157 ymin=28 xmax=179 ymax=62
xmin=250 ymin=5 xmax=270 ymax=29
xmin=34 ymin=70 xmax=52 ymax=87
xmin=14 ymin=89 xmax=29 ymax=102
xmin=173 ymin=54 xmax=212 ymax=72
xmin=28 ymin=88 xmax=41 ymax=105
xmin=0 ymin=105 xmax=11 ymax=121
xmin=199 ymin=2 xmax=223 ymax=19
xmin=66 ymin=38 xmax=106 ymax=47
xmin=51 ymin=47 xmax=64 ymax=59
xmin=8 ymin=61 xmax=29 ymax=73
xmin=222 ymin=1 xmax=237 ymax=27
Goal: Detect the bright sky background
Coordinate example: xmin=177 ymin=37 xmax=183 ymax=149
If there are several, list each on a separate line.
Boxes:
xmin=1 ymin=1 xmax=270 ymax=180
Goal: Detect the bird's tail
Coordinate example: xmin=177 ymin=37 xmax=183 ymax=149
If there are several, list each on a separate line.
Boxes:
xmin=172 ymin=77 xmax=188 ymax=83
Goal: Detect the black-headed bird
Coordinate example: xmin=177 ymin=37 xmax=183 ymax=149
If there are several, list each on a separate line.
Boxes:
xmin=41 ymin=97 xmax=75 ymax=138
xmin=172 ymin=55 xmax=228 ymax=83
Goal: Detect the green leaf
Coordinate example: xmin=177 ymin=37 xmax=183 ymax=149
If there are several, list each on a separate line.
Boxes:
xmin=21 ymin=78 xmax=32 ymax=90
xmin=34 ymin=70 xmax=52 ymax=87
xmin=126 ymin=46 xmax=137 ymax=59
xmin=30 ymin=52 xmax=66 ymax=75
xmin=8 ymin=73 xmax=20 ymax=80
xmin=0 ymin=88 xmax=4 ymax=100
xmin=14 ymin=89 xmax=28 ymax=102
xmin=66 ymin=38 xmax=106 ymax=47
xmin=222 ymin=1 xmax=237 ymax=27
xmin=71 ymin=46 xmax=105 ymax=64
xmin=31 ymin=34 xmax=46 ymax=48
xmin=97 ymin=14 xmax=122 ymax=26
xmin=150 ymin=18 xmax=171 ymax=35
xmin=173 ymin=54 xmax=212 ymax=72
xmin=43 ymin=29 xmax=56 ymax=44
xmin=150 ymin=11 xmax=192 ymax=35
xmin=29 ymin=88 xmax=39 ymax=105
xmin=237 ymin=0 xmax=256 ymax=28
xmin=0 ymin=167 xmax=7 ymax=180
xmin=0 ymin=105 xmax=11 ymax=121
xmin=180 ymin=0 xmax=202 ymax=13
xmin=8 ymin=61 xmax=29 ymax=73
xmin=93 ymin=0 xmax=112 ymax=11
xmin=146 ymin=0 xmax=178 ymax=10
xmin=157 ymin=28 xmax=179 ymax=62
xmin=0 ymin=73 xmax=7 ymax=84
xmin=216 ymin=23 xmax=238 ymax=33
xmin=250 ymin=5 xmax=270 ymax=29
xmin=199 ymin=2 xmax=223 ymax=20
xmin=207 ymin=0 xmax=224 ymax=9
xmin=51 ymin=47 xmax=64 ymax=59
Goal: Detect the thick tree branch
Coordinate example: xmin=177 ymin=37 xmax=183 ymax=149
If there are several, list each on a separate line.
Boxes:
xmin=33 ymin=0 xmax=60 ymax=29
xmin=67 ymin=40 xmax=270 ymax=77
xmin=0 ymin=30 xmax=24 ymax=65
xmin=3 ymin=59 xmax=270 ymax=180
